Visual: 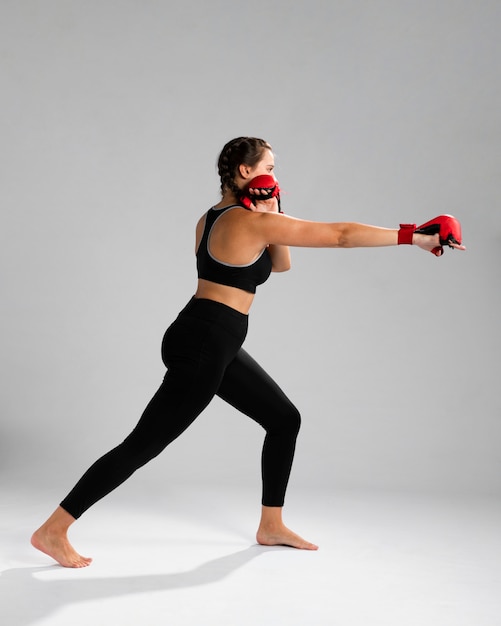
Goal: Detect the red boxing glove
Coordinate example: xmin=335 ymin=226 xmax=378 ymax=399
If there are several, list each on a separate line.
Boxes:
xmin=415 ymin=214 xmax=462 ymax=256
xmin=240 ymin=174 xmax=282 ymax=212
xmin=398 ymin=214 xmax=462 ymax=256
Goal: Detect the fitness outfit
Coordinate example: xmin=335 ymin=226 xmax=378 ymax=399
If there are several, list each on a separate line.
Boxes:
xmin=196 ymin=204 xmax=272 ymax=293
xmin=60 ymin=206 xmax=299 ymax=518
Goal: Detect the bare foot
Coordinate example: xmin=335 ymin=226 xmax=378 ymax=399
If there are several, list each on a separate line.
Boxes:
xmin=31 ymin=527 xmax=92 ymax=568
xmin=256 ymin=525 xmax=319 ymax=550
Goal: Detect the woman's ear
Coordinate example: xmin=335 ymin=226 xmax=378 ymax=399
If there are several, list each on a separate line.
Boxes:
xmin=238 ymin=163 xmax=252 ymax=180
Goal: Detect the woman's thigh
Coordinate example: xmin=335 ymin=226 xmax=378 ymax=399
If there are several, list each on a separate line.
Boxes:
xmin=216 ymin=348 xmax=300 ymax=432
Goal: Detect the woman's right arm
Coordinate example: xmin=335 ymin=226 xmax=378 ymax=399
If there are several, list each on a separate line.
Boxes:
xmin=247 ymin=213 xmax=460 ymax=254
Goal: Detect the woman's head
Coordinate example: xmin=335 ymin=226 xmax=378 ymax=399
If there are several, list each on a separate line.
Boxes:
xmin=217 ymin=137 xmax=273 ymax=196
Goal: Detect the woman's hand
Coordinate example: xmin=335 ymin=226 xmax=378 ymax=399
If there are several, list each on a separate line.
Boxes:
xmin=412 ymin=232 xmax=466 ymax=255
xmin=248 ymin=188 xmax=280 ymax=213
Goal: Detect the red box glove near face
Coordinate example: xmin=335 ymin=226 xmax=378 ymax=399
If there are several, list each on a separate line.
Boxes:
xmin=240 ymin=175 xmax=282 ymax=212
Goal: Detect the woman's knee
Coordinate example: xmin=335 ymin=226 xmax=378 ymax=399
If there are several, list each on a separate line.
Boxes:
xmin=119 ymin=434 xmax=165 ymax=469
xmin=288 ymin=404 xmax=301 ymax=436
xmin=269 ymin=403 xmax=301 ymax=438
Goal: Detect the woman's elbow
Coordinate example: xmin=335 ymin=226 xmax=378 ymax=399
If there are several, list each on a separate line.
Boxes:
xmin=272 ymin=261 xmax=292 ymax=273
xmin=333 ymin=224 xmax=353 ymax=248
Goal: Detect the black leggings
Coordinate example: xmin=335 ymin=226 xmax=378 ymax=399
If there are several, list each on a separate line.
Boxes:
xmin=60 ymin=297 xmax=301 ymax=518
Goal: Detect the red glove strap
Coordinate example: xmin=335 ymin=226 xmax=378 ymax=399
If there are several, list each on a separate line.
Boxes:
xmin=398 ymin=223 xmax=416 ymax=245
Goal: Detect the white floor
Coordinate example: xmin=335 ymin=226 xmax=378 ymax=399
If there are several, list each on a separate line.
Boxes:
xmin=2 ymin=483 xmax=501 ymax=626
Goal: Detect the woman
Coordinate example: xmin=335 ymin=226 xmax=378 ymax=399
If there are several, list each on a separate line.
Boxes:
xmin=31 ymin=136 xmax=464 ymax=568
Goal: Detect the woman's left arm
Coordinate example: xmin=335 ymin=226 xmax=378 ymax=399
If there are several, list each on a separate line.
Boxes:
xmin=268 ymin=242 xmax=291 ymax=272
xmin=250 ymin=193 xmax=291 ymax=272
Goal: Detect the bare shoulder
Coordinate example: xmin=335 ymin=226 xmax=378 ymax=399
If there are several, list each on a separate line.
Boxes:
xmin=212 ymin=209 xmax=300 ymax=243
xmin=246 ymin=211 xmax=344 ymax=248
xmin=196 ymin=212 xmax=207 ymax=232
xmin=202 ymin=206 xmax=340 ymax=250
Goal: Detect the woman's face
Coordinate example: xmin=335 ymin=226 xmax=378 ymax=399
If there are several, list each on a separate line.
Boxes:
xmin=238 ymin=149 xmax=275 ymax=187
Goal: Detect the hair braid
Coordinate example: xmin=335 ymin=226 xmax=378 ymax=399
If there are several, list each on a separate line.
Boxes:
xmin=217 ymin=137 xmax=272 ymax=196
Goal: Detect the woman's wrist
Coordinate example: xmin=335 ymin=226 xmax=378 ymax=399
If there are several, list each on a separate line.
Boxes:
xmin=397 ymin=223 xmax=416 ymax=245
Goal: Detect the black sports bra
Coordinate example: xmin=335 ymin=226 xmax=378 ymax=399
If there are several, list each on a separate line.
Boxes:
xmin=196 ymin=205 xmax=272 ymax=294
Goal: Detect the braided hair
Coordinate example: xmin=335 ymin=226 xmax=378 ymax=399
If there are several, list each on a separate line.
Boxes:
xmin=217 ymin=137 xmax=272 ymax=195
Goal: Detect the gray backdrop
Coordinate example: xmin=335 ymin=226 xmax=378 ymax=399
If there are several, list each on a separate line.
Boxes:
xmin=2 ymin=0 xmax=500 ymax=499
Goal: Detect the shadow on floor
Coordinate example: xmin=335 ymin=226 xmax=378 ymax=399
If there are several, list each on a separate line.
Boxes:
xmin=1 ymin=545 xmax=282 ymax=625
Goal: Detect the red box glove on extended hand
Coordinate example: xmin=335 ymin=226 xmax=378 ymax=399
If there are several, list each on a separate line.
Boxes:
xmin=240 ymin=174 xmax=282 ymax=213
xmin=398 ymin=214 xmax=462 ymax=256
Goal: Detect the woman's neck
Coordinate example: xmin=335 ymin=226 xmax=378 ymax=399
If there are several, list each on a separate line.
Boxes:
xmin=214 ymin=190 xmax=239 ymax=209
